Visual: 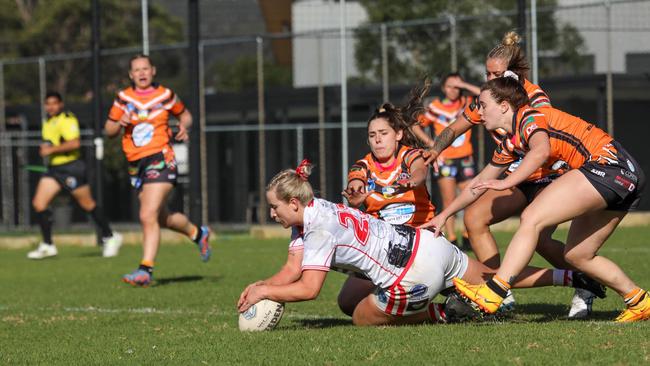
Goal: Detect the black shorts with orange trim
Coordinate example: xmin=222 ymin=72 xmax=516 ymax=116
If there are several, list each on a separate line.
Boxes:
xmin=579 ymin=141 xmax=645 ymax=211
xmin=127 ymin=152 xmax=177 ymax=191
xmin=44 ymin=160 xmax=88 ymax=193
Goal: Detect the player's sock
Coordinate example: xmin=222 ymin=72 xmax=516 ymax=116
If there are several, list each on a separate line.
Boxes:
xmin=35 ymin=209 xmax=53 ymax=245
xmin=139 ymin=260 xmax=154 ymax=275
xmin=88 ymin=206 xmax=113 ymax=238
xmin=427 ymin=302 xmax=446 ymax=323
xmin=190 ymin=223 xmax=201 ymax=243
xmin=486 ymin=275 xmax=511 ymax=299
xmin=552 ymin=269 xmax=573 ymax=286
xmin=624 ymin=288 xmax=647 ymax=307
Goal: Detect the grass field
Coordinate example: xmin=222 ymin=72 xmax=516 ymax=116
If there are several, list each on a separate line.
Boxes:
xmin=1 ymin=227 xmax=649 ymax=365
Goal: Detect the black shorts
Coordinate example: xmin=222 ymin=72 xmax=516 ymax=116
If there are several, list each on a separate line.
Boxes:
xmin=127 ymin=152 xmax=177 ymax=191
xmin=579 ymin=141 xmax=645 ymax=211
xmin=435 ymin=156 xmax=477 ymax=183
xmin=516 ymin=176 xmax=555 ymax=204
xmin=43 ymin=160 xmax=88 ymax=193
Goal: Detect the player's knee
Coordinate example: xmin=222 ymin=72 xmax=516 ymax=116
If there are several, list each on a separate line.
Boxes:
xmin=564 ymin=250 xmax=587 ymax=269
xmin=32 ymin=199 xmax=47 ymax=212
xmin=139 ymin=209 xmax=159 ymax=225
xmin=519 ymin=209 xmax=544 ymax=232
xmin=337 ymin=292 xmax=356 ymax=317
xmin=464 ymin=205 xmax=488 ymax=232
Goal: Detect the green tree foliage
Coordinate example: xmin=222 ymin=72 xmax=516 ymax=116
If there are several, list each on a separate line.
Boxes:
xmin=2 ymin=0 xmax=183 ymax=104
xmin=354 ymin=0 xmax=587 ymax=85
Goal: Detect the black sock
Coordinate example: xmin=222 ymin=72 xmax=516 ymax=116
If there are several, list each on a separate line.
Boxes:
xmin=35 ymin=209 xmax=53 ymax=245
xmin=88 ymin=207 xmax=113 ymax=238
xmin=138 ymin=264 xmax=154 ymax=275
xmin=486 ymin=278 xmax=510 ymax=298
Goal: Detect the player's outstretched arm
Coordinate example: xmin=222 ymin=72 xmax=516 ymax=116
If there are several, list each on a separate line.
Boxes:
xmin=238 ymin=270 xmax=327 ymax=312
xmin=420 ymin=164 xmax=505 ymax=235
xmin=237 ymin=249 xmax=303 ymax=309
xmin=423 ymin=114 xmax=473 ymax=165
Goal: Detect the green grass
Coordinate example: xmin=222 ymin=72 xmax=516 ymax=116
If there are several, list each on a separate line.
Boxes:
xmin=1 ymin=228 xmax=649 ymax=365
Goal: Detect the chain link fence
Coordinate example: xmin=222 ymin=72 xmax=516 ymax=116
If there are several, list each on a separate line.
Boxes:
xmin=1 ymin=0 xmax=649 ymax=228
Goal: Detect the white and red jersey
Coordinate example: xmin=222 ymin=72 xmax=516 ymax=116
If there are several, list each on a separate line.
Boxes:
xmin=289 ymin=198 xmax=421 ymax=289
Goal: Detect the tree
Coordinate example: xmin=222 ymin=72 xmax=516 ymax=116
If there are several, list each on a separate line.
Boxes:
xmin=353 ymin=0 xmax=587 ymax=86
xmin=2 ymin=0 xmax=183 ymax=104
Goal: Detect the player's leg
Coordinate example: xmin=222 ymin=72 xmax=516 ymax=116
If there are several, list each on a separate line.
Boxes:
xmin=158 ymin=204 xmax=211 ymax=262
xmin=563 ymin=210 xmax=649 ymax=322
xmin=337 ymin=275 xmax=376 ymax=316
xmin=123 ymin=182 xmax=172 ymax=286
xmin=463 ymin=187 xmax=527 ymax=269
xmin=437 ymin=176 xmax=459 ymax=244
xmin=28 ymin=177 xmax=61 ymax=259
xmin=456 ymin=170 xmax=612 ymax=313
xmin=70 ymin=184 xmax=122 ymax=257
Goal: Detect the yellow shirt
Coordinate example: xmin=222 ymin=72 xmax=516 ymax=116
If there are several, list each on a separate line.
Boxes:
xmin=41 ymin=111 xmax=81 ymax=166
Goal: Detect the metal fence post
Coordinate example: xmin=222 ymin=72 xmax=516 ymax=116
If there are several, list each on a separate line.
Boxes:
xmin=605 ymin=0 xmax=614 ymax=137
xmin=296 ymin=126 xmax=304 ymax=166
xmin=340 ymin=0 xmax=349 ymax=195
xmin=317 ymin=33 xmax=327 ymax=199
xmin=531 ymin=0 xmax=539 ymax=85
xmin=381 ymin=23 xmax=389 ymax=102
xmin=257 ymin=36 xmax=267 ymax=224
xmin=0 ymin=62 xmax=10 ymax=227
xmin=448 ymin=14 xmax=457 ymax=72
xmin=38 ymin=58 xmax=46 ymax=122
xmin=198 ymin=41 xmax=208 ymax=223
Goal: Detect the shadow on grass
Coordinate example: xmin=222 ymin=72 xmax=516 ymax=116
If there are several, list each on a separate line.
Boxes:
xmin=152 ymin=275 xmax=220 ymax=287
xmin=290 ymin=317 xmax=352 ymax=329
xmin=76 ymin=250 xmax=103 ymax=257
xmin=512 ymin=303 xmax=619 ymax=322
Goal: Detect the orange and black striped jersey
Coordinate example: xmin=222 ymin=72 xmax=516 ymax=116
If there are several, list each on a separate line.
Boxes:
xmin=491 ymin=106 xmax=615 ymax=174
xmin=347 ymin=145 xmax=434 ymax=226
xmin=463 ymin=78 xmax=551 ymax=127
xmin=108 ymin=84 xmax=185 ymax=162
xmin=419 ymin=96 xmax=473 ymax=159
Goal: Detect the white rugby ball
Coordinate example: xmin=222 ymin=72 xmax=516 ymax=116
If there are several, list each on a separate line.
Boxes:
xmin=239 ymin=299 xmax=285 ymax=332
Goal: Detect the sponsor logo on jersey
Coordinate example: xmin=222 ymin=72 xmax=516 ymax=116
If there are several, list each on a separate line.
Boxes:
xmin=590 ymin=168 xmax=606 ymax=177
xmin=409 ymin=284 xmax=429 ymax=301
xmin=620 ymin=169 xmax=638 ymax=182
xmin=615 ymin=175 xmax=635 ymax=191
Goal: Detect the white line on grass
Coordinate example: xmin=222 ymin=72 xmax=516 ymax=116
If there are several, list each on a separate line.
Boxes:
xmin=60 ymin=306 xmax=331 ymax=320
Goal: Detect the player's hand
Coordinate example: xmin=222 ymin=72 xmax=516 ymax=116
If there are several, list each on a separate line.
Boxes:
xmin=237 ymin=281 xmax=264 ymax=309
xmin=238 ymin=285 xmax=266 ymax=313
xmin=471 ymin=179 xmax=509 ymax=191
xmin=396 ymin=178 xmax=416 ymax=190
xmin=422 ymin=148 xmax=440 ymax=167
xmin=342 ymin=181 xmax=369 ymax=207
xmin=175 ymin=123 xmax=190 ymax=142
xmin=39 ymin=143 xmax=53 ymax=157
xmin=118 ymin=112 xmax=131 ymax=127
xmin=418 ymin=214 xmax=447 ymax=237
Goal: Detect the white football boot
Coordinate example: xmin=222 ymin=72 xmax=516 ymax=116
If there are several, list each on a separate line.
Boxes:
xmin=568 ymin=288 xmax=595 ymax=319
xmin=27 ymin=243 xmax=58 ymax=259
xmin=102 ymin=232 xmax=123 ymax=258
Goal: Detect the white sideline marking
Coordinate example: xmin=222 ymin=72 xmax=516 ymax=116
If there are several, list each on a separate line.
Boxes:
xmin=60 ymin=306 xmax=330 ymax=320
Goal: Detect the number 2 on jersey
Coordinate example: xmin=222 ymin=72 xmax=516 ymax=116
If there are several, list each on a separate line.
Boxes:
xmin=336 ymin=209 xmax=370 ymax=245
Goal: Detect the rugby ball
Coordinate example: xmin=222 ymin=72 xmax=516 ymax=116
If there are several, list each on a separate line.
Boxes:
xmin=238 ymin=300 xmax=285 ymax=331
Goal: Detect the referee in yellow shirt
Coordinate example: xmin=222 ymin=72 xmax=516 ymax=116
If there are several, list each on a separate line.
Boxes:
xmin=28 ymin=92 xmax=122 ymax=259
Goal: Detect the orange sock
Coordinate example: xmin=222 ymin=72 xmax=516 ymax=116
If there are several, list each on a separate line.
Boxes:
xmin=140 ymin=259 xmax=154 ymax=268
xmin=623 ymin=288 xmax=647 ymax=307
